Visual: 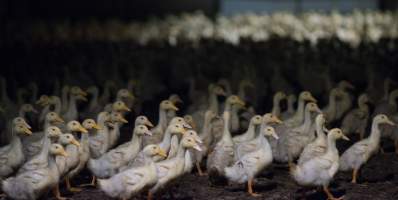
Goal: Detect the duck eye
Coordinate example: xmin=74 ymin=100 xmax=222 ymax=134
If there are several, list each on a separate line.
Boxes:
xmin=152 ymin=146 xmax=156 ymax=149
xmin=188 ymin=139 xmax=192 ymax=142
xmin=140 ymin=127 xmax=144 ymax=130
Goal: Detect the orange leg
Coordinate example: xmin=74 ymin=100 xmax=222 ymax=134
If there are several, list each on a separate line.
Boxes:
xmin=52 ymin=184 xmax=67 ymax=200
xmin=196 ymin=162 xmax=207 ymax=176
xmin=323 ymin=185 xmax=344 ymax=200
xmin=79 ymin=176 xmax=96 ymax=187
xmin=66 ymin=176 xmax=82 ymax=192
xmin=248 ymin=178 xmax=261 ymax=197
xmin=351 ymin=169 xmax=358 ymax=183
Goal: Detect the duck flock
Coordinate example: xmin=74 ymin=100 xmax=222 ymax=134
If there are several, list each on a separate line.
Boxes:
xmin=1 ymin=11 xmax=398 ymax=200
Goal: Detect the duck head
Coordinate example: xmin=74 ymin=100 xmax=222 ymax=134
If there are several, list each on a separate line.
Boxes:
xmin=143 ymin=144 xmax=167 ymax=158
xmin=160 ymin=100 xmax=179 ymax=112
xmin=169 ymin=117 xmax=192 ymax=129
xmin=263 ymin=113 xmax=283 ymax=124
xmin=67 ymin=120 xmax=88 ymax=134
xmin=50 ymin=143 xmax=68 ymax=157
xmin=46 ymin=112 xmax=64 ymax=124
xmin=299 ymin=91 xmax=317 ymax=103
xmin=58 ymin=133 xmax=80 ymax=147
xmin=112 ymin=101 xmax=131 ymax=112
xmin=134 ymin=125 xmax=152 ymax=136
xmin=263 ymin=126 xmax=279 ymax=139
xmin=83 ymin=119 xmax=101 ymax=130
xmin=135 ymin=115 xmax=154 ymax=128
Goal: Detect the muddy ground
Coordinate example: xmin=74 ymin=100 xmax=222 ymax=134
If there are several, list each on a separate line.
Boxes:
xmin=18 ymin=149 xmax=397 ymax=200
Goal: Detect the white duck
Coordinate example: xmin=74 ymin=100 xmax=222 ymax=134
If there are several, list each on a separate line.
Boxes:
xmin=225 ymin=126 xmax=278 ymax=197
xmin=284 ymin=91 xmax=317 ymax=127
xmin=271 ymin=91 xmax=287 ymax=117
xmin=322 ymin=88 xmax=344 ymax=124
xmin=98 ymin=144 xmax=166 ymax=200
xmin=290 ymin=128 xmax=349 ymax=200
xmin=233 ymin=115 xmax=263 ymax=145
xmin=88 ymin=112 xmax=112 ymax=158
xmin=341 ymin=93 xmax=370 ymax=139
xmin=62 ymin=86 xmax=87 ymax=122
xmin=281 ymin=94 xmax=297 ymax=120
xmin=88 ymin=125 xmax=152 ymax=179
xmin=339 ymin=114 xmax=395 ymax=183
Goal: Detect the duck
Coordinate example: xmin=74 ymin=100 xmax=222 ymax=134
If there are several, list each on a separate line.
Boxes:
xmin=2 ymin=143 xmax=68 ymax=200
xmin=17 ymin=126 xmax=64 ymax=174
xmin=281 ymin=94 xmax=297 ymax=120
xmin=88 ymin=112 xmax=112 ymax=158
xmin=167 ymin=94 xmax=183 ymax=122
xmin=18 ymin=104 xmax=38 ymax=119
xmin=233 ymin=115 xmax=263 ymax=145
xmin=372 ymin=89 xmax=398 ymax=140
xmin=207 ymin=111 xmax=234 ymax=184
xmin=297 ymin=114 xmax=328 ymax=165
xmin=275 ymin=102 xmax=322 ymax=164
xmin=290 ymin=128 xmax=349 ymax=200
xmin=183 ymin=114 xmax=196 ymax=130
xmin=271 ymin=92 xmax=287 ymax=118
xmin=0 ymin=120 xmax=32 ymax=178
xmin=62 ymin=86 xmax=87 ymax=122
xmin=322 ymin=88 xmax=344 ymax=124
xmin=63 ymin=120 xmax=88 ymax=192
xmin=166 ymin=129 xmax=202 ymax=160
xmin=148 ymin=135 xmax=202 ymax=200
xmin=36 ymin=95 xmax=51 ymax=123
xmin=88 ymin=125 xmax=152 ymax=179
xmin=339 ymin=114 xmax=395 ymax=183
xmin=65 ymin=119 xmax=101 ymax=187
xmin=108 ymin=112 xmax=129 ymax=149
xmin=84 ymin=86 xmax=102 ymax=118
xmin=98 ymin=144 xmax=167 ymax=200
xmin=142 ymin=100 xmax=179 ymax=147
xmin=284 ymin=91 xmax=317 ymax=127
xmin=341 ymin=93 xmax=370 ymax=139
xmin=225 ymin=126 xmax=279 ymax=197
xmin=335 ymin=80 xmax=355 ymax=120
xmin=116 ymin=88 xmax=135 ymax=109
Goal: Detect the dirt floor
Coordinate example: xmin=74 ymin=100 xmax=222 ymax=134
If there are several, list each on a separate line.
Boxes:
xmin=13 ymin=149 xmax=395 ymax=200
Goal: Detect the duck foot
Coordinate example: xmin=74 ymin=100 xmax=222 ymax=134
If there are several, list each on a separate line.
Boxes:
xmin=323 ymin=186 xmax=344 ymax=200
xmin=247 ymin=178 xmax=261 ymax=197
xmin=66 ymin=177 xmax=82 ymax=192
xmin=52 ymin=185 xmax=68 ymax=200
xmin=79 ymin=176 xmax=96 ymax=187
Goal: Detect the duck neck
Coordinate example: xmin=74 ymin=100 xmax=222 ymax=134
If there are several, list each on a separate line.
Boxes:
xmin=67 ymin=95 xmax=77 ymax=115
xmin=221 ymin=113 xmax=232 ymax=142
xmin=208 ymin=92 xmax=219 ymax=114
xmin=80 ymin=133 xmax=90 ymax=150
xmin=315 ymin=122 xmax=326 ymax=141
xmin=245 ymin=121 xmax=257 ymax=139
xmin=369 ymin=121 xmax=381 ymax=143
xmin=49 ymin=155 xmax=60 ymax=177
xmin=160 ymin=128 xmax=173 ymax=151
xmin=200 ymin=115 xmax=212 ymax=139
xmin=301 ymin=109 xmax=313 ymax=133
xmin=295 ymin=99 xmax=305 ymax=122
xmin=176 ymin=142 xmax=187 ymax=160
xmin=287 ymin=99 xmax=295 ymax=113
xmin=326 ymin=135 xmax=338 ymax=156
xmin=130 ymin=133 xmax=143 ymax=151
xmin=89 ymin=89 xmax=99 ymax=110
xmin=52 ymin=98 xmax=61 ymax=114
xmin=358 ymin=99 xmax=368 ymax=111
xmin=61 ymin=88 xmax=69 ymax=111
xmin=326 ymin=93 xmax=338 ymax=117
xmin=18 ymin=108 xmax=27 ymax=118
xmin=238 ymin=84 xmax=246 ymax=100
xmin=157 ymin=108 xmax=167 ymax=131
xmin=272 ymin=97 xmax=281 ymax=117
xmin=38 ymin=135 xmax=52 ymax=161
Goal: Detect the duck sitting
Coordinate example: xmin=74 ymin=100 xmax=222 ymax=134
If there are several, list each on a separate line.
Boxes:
xmin=339 ymin=114 xmax=395 ymax=183
xmin=98 ymin=144 xmax=167 ymax=200
xmin=148 ymin=136 xmax=202 ymax=200
xmin=226 ymin=126 xmax=279 ymax=197
xmin=88 ymin=125 xmax=152 ymax=179
xmin=297 ymin=114 xmax=328 ymax=165
xmin=2 ymin=143 xmax=68 ymax=200
xmin=290 ymin=128 xmax=349 ymax=200
xmin=0 ymin=120 xmax=32 ymax=178
xmin=341 ymin=94 xmax=370 ymax=139
xmin=233 ymin=115 xmax=263 ymax=145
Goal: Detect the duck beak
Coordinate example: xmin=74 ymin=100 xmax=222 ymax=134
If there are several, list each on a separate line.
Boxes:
xmin=181 ymin=129 xmax=187 ymax=135
xmin=23 ymin=122 xmax=32 ymax=130
xmin=386 ymin=119 xmax=395 ymax=126
xmin=79 ymin=126 xmax=88 ymax=133
xmin=193 ymin=144 xmax=202 ymax=152
xmin=72 ymin=139 xmax=81 ymax=147
xmin=31 ymin=108 xmax=39 ymax=114
xmin=55 ymin=116 xmax=65 ymax=124
xmin=315 ymin=107 xmax=322 ymax=114
xmin=157 ymin=149 xmax=167 ymax=158
xmin=145 ymin=120 xmax=154 ymax=128
xmin=59 ymin=150 xmax=68 ymax=157
xmin=273 ymin=117 xmax=283 ymax=124
xmin=145 ymin=130 xmax=153 ymax=136
xmin=218 ymin=89 xmax=227 ymax=96
xmin=195 ymin=137 xmax=203 ymax=144
xmin=24 ymin=127 xmax=33 ymax=135
xmin=342 ymin=135 xmax=350 ymax=141
xmin=78 ymin=95 xmax=88 ymax=102
xmin=36 ymin=99 xmax=48 ymax=106
xmin=121 ymin=104 xmax=131 ymax=112
xmin=237 ymin=99 xmax=246 ymax=107
xmin=308 ymin=96 xmax=317 ymax=103
xmin=79 ymin=90 xmax=88 ymax=97
xmin=346 ymin=82 xmax=355 ymax=90
xmin=93 ymin=124 xmax=102 ymax=130
xmin=119 ymin=116 xmax=128 ymax=124
xmin=170 ymin=104 xmax=179 ymax=111
xmin=272 ymin=132 xmax=279 ymax=140
xmin=183 ymin=123 xmax=192 ymax=129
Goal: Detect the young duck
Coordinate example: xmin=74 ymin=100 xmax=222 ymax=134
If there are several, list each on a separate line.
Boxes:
xmin=18 ymin=103 xmax=38 ymax=120
xmin=142 ymin=100 xmax=179 ymax=147
xmin=63 ymin=120 xmax=88 ymax=192
xmin=290 ymin=128 xmax=349 ymax=200
xmin=88 ymin=125 xmax=152 ymax=179
xmin=167 ymin=129 xmax=202 ymax=161
xmin=276 ymin=102 xmax=322 ymax=164
xmin=23 ymin=112 xmax=64 ymax=146
xmin=17 ymin=126 xmax=64 ymax=174
xmin=322 ymin=88 xmax=344 ymax=124
xmin=167 ymin=94 xmax=183 ymax=122
xmin=335 ymin=80 xmax=355 ymax=120
xmin=0 ymin=121 xmax=32 ymax=178
xmin=183 ymin=114 xmax=196 ymax=130
xmin=148 ymin=136 xmax=202 ymax=200
xmin=98 ymin=144 xmax=167 ymax=200
xmin=2 ymin=143 xmax=68 ymax=200
xmin=62 ymin=86 xmax=88 ymax=122
xmin=116 ymin=88 xmax=135 ymax=109
xmin=108 ymin=111 xmax=129 ymax=149
xmin=66 ymin=119 xmax=101 ymax=187
xmin=281 ymin=94 xmax=297 ymax=120
xmin=89 ymin=112 xmax=112 ymax=158
xmin=284 ymin=91 xmax=317 ymax=127
xmin=271 ymin=92 xmax=287 ymax=118
xmin=341 ymin=94 xmax=370 ymax=139
xmin=207 ymin=111 xmax=234 ymax=184
xmin=232 ymin=115 xmax=263 ymax=145
xmin=297 ymin=114 xmax=328 ymax=165
xmin=339 ymin=114 xmax=395 ymax=183
xmin=226 ymin=126 xmax=279 ymax=197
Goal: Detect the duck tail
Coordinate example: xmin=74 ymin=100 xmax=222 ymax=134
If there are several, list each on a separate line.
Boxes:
xmin=225 ymin=162 xmax=246 ymax=183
